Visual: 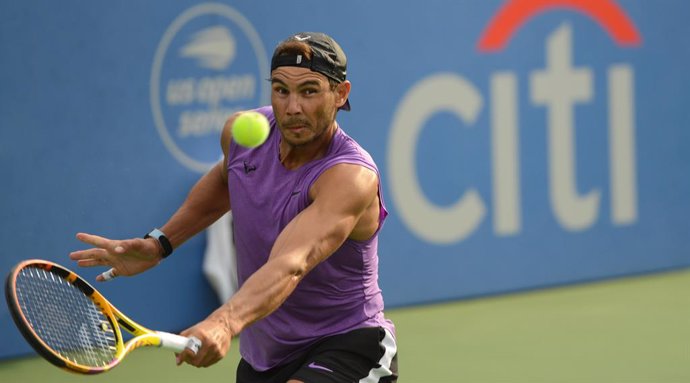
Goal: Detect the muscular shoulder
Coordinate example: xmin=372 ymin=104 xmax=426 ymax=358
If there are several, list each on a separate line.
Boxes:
xmin=310 ymin=163 xmax=381 ymax=241
xmin=310 ymin=164 xmax=378 ymax=206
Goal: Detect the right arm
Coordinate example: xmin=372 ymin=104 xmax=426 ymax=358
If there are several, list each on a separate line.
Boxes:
xmin=158 ymin=160 xmax=229 ymax=250
xmin=70 ymin=113 xmax=242 ymax=280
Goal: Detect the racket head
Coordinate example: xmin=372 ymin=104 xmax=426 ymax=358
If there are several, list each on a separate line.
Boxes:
xmin=5 ymin=259 xmax=126 ymax=374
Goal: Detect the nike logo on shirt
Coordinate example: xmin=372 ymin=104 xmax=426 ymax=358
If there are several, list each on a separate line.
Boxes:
xmin=243 ymin=161 xmax=257 ymax=174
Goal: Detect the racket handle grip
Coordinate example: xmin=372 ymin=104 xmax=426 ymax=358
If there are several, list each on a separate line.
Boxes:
xmin=157 ymin=332 xmax=202 ymax=354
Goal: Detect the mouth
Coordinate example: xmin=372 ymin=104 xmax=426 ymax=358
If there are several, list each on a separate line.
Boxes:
xmin=283 ymin=123 xmax=309 ymax=133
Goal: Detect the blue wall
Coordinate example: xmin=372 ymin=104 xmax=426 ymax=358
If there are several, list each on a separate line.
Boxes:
xmin=2 ymin=0 xmax=689 ymax=359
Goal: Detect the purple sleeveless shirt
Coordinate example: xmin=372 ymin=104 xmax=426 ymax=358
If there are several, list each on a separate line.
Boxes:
xmin=226 ymin=106 xmax=395 ymax=371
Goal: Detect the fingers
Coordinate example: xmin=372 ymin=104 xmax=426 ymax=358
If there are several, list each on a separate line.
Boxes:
xmin=97 ymin=268 xmax=117 ymax=282
xmin=71 ymin=233 xmax=125 ymax=281
xmin=177 ymin=347 xmax=222 ymax=368
xmin=76 ymin=232 xmax=115 ymax=249
xmin=176 ymin=329 xmax=201 ymax=366
xmin=175 ymin=348 xmax=194 ymax=366
xmin=69 ymin=244 xmax=113 ymax=269
xmin=70 ymin=246 xmax=106 ymax=259
xmin=186 ymin=336 xmax=202 ymax=354
xmin=175 ymin=330 xmax=225 ymax=368
xmin=70 ymin=233 xmax=127 ymax=261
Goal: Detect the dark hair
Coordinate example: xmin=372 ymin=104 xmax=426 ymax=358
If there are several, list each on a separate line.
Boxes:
xmin=272 ymin=40 xmax=339 ymax=91
xmin=274 ymin=40 xmax=312 ymax=60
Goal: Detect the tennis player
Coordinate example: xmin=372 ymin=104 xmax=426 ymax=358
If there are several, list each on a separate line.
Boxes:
xmin=70 ymin=32 xmax=397 ymax=382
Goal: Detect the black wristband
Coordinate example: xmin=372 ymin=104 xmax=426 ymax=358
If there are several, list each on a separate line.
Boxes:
xmin=144 ymin=228 xmax=173 ymax=258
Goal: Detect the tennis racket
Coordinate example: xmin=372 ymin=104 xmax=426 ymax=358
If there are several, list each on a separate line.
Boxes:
xmin=4 ymin=259 xmax=201 ymax=374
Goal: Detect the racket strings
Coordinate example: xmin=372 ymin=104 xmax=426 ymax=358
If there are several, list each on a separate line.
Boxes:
xmin=15 ymin=267 xmax=118 ymax=367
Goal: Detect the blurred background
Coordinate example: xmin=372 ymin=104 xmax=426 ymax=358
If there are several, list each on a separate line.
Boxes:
xmin=1 ymin=0 xmax=689 ymax=381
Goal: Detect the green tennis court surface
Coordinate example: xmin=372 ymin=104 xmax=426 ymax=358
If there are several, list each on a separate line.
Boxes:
xmin=2 ymin=269 xmax=689 ymax=382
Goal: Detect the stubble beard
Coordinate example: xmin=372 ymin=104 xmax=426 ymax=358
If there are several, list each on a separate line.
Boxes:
xmin=279 ymin=105 xmax=337 ymax=148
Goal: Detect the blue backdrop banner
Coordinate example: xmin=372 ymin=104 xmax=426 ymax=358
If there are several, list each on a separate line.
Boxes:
xmin=2 ymin=0 xmax=689 ymax=359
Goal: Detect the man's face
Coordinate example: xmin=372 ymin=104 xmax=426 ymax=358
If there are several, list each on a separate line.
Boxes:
xmin=270 ymin=66 xmax=344 ymax=146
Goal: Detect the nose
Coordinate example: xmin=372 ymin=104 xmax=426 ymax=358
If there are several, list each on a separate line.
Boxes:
xmin=286 ymin=93 xmax=302 ymax=115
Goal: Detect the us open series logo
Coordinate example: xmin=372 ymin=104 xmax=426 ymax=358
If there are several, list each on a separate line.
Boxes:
xmin=150 ymin=3 xmax=269 ymax=172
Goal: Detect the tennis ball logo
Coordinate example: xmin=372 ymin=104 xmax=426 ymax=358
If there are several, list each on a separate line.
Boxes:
xmin=232 ymin=112 xmax=270 ymax=148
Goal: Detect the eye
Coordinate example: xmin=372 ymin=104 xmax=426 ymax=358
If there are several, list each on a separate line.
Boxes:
xmin=273 ymin=86 xmax=288 ymax=95
xmin=303 ymin=88 xmax=319 ymax=96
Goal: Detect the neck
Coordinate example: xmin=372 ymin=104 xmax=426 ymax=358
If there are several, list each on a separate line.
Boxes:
xmin=279 ymin=123 xmax=337 ymax=170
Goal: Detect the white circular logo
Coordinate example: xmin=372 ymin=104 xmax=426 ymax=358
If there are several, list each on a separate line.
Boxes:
xmin=150 ymin=3 xmax=269 ymax=172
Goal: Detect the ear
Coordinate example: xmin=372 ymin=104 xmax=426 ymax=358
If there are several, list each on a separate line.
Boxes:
xmin=335 ymin=81 xmax=351 ymax=109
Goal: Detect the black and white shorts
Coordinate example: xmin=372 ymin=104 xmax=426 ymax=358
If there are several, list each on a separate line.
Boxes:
xmin=236 ymin=326 xmax=398 ymax=383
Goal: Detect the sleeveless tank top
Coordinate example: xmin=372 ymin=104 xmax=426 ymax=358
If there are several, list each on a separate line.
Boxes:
xmin=226 ymin=106 xmax=395 ymax=371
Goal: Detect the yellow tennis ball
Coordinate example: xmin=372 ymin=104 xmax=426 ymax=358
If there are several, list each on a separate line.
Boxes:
xmin=232 ymin=111 xmax=270 ymax=148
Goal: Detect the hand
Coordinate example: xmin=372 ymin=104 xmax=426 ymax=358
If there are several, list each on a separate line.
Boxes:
xmin=69 ymin=232 xmax=162 ymax=281
xmin=175 ymin=316 xmax=233 ymax=368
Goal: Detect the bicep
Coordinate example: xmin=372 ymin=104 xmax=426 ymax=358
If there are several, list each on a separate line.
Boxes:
xmin=268 ymin=164 xmax=378 ymax=272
